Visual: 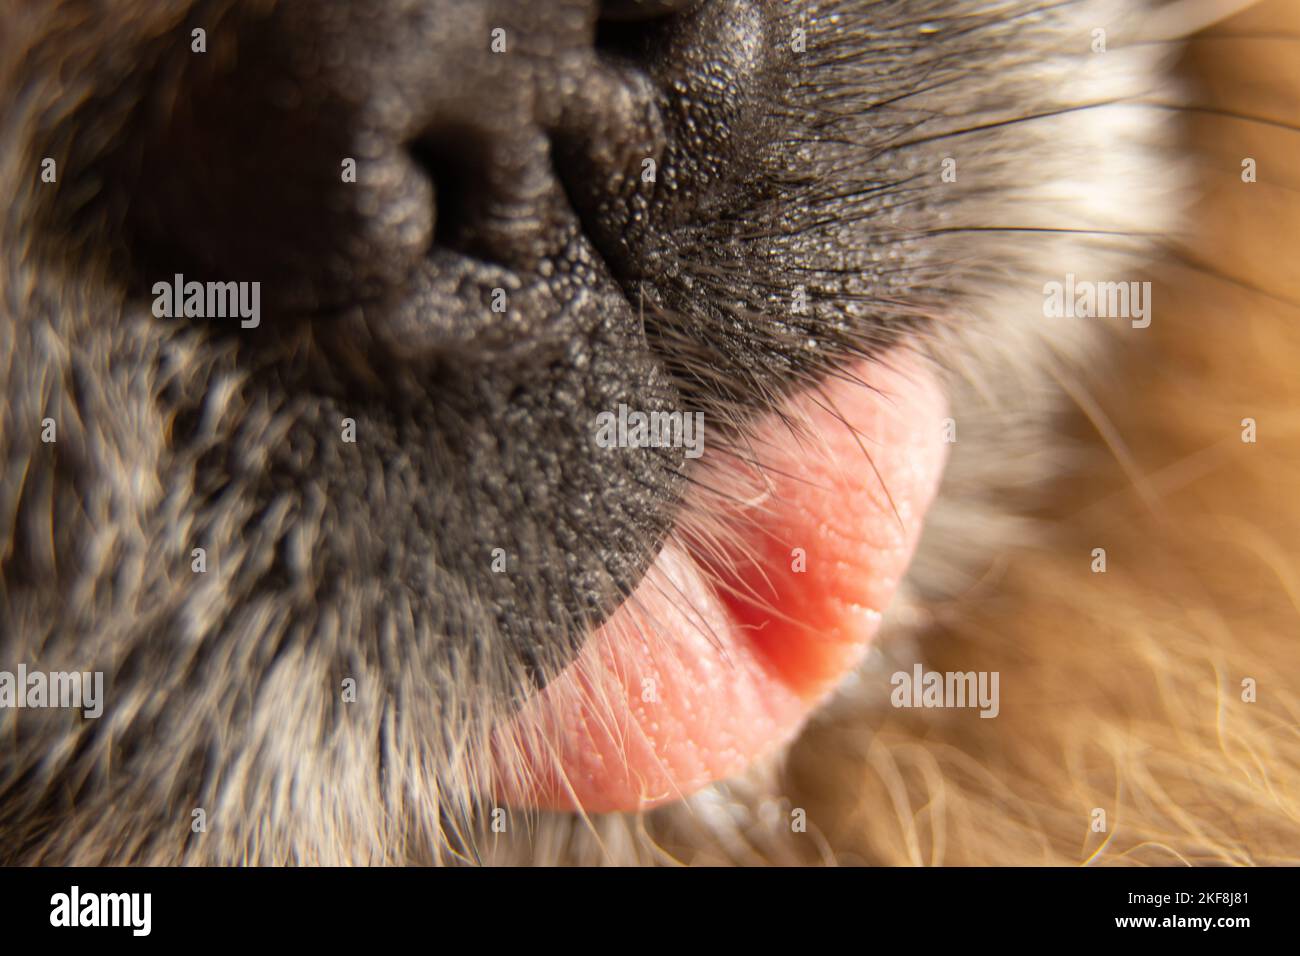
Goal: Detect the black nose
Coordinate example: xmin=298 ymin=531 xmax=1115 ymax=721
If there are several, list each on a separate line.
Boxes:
xmin=121 ymin=2 xmax=782 ymax=336
xmin=122 ymin=1 xmax=701 ymax=323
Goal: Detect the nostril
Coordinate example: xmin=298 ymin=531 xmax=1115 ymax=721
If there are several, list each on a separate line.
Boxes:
xmin=406 ymin=121 xmax=572 ymax=273
xmin=407 ymin=131 xmax=484 ymax=260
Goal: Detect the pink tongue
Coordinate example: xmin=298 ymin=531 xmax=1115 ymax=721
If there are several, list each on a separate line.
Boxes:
xmin=497 ymin=354 xmax=948 ymax=812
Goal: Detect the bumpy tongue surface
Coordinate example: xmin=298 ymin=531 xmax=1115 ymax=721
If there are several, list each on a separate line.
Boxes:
xmin=500 ymin=354 xmax=949 ymax=812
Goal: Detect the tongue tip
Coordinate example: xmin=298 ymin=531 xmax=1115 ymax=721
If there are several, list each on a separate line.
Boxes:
xmin=720 ymin=589 xmax=887 ymax=701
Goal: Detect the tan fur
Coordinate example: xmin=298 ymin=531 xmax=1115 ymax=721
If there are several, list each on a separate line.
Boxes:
xmin=785 ymin=0 xmax=1300 ymax=865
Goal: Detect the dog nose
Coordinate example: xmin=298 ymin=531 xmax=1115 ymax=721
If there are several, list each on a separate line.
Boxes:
xmin=124 ymin=1 xmax=679 ymax=317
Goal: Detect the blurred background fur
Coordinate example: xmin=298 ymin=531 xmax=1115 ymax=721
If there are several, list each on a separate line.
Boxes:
xmin=781 ymin=0 xmax=1300 ymax=866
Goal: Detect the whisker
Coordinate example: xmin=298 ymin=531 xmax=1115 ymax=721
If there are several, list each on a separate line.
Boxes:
xmin=1141 ymin=102 xmax=1300 ymax=135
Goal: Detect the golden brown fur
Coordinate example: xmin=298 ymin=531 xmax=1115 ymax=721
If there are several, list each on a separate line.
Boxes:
xmin=783 ymin=0 xmax=1300 ymax=865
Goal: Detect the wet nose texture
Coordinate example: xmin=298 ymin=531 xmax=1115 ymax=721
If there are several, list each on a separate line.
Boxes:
xmin=105 ymin=0 xmax=785 ymax=692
